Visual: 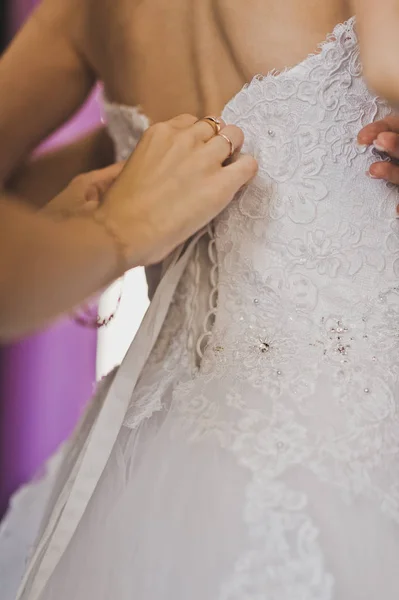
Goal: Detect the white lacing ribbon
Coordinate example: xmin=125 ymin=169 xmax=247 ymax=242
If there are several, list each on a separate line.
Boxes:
xmin=16 ymin=231 xmax=206 ymax=600
xmin=196 ymin=223 xmax=219 ymax=360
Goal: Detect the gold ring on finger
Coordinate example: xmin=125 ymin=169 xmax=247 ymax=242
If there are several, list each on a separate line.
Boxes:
xmin=197 ymin=116 xmax=222 ymax=135
xmin=218 ymin=132 xmax=235 ymax=157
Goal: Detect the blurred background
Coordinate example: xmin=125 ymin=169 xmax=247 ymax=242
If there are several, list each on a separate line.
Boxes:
xmin=0 ymin=0 xmax=149 ymax=517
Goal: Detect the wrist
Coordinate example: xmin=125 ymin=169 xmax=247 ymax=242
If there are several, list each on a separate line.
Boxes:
xmin=99 ymin=192 xmax=155 ymax=269
xmin=54 ymin=211 xmax=123 ymax=287
xmin=88 ymin=208 xmax=130 ymax=277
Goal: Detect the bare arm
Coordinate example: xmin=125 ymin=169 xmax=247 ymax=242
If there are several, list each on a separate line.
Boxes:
xmin=7 ymin=127 xmax=114 ymax=207
xmin=0 ymin=0 xmax=107 ymax=201
xmin=0 ymin=115 xmax=257 ymax=341
xmin=0 ymin=194 xmax=119 ymax=340
xmin=353 ymin=0 xmax=399 ymax=104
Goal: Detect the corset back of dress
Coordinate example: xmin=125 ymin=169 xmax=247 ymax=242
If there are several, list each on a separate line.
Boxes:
xmin=203 ymin=18 xmax=399 ymax=382
xmin=15 ymin=19 xmax=399 ymax=600
xmin=104 ymin=17 xmax=399 ymax=413
xmin=219 ymin=19 xmax=395 ymax=314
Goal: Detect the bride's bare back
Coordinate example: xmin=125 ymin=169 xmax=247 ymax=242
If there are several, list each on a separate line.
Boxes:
xmin=77 ymin=0 xmax=351 ymax=121
xmin=0 ymin=0 xmax=352 ymax=201
xmin=78 ymin=0 xmax=352 ymax=121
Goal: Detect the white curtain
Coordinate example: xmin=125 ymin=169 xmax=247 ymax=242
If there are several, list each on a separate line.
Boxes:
xmin=96 ymin=268 xmax=149 ymax=380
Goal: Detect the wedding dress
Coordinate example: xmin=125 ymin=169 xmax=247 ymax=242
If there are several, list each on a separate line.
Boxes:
xmin=3 ymin=18 xmax=399 ymax=600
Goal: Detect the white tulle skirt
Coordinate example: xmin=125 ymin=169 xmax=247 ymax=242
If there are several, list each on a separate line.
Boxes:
xmin=4 ymin=234 xmax=399 ymax=600
xmin=20 ymin=367 xmax=399 ymax=600
xmin=0 ymin=451 xmax=65 ymax=600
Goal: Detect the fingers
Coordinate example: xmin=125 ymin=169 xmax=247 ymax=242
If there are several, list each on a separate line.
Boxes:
xmin=77 ymin=162 xmax=126 ymax=192
xmin=191 ymin=117 xmax=226 ymax=143
xmin=144 ymin=114 xmax=227 ymax=154
xmin=69 ymin=162 xmax=126 ymax=205
xmin=368 ymin=161 xmax=399 ymax=185
xmin=366 ymin=129 xmax=399 ymax=185
xmin=358 ymin=115 xmax=399 ymax=146
xmin=172 ymin=114 xmax=227 ymax=143
xmin=92 ymin=161 xmax=126 ymax=182
xmin=204 ymin=125 xmax=245 ymax=164
xmin=359 ymin=117 xmax=399 ymax=185
xmin=101 ymin=110 xmax=258 ymax=267
xmin=358 ymin=122 xmax=389 ymax=147
xmin=215 ymin=154 xmax=258 ymax=200
xmin=372 ymin=131 xmax=399 ymax=160
xmin=84 ymin=182 xmax=109 ymax=204
xmin=78 ymin=198 xmax=99 ymax=213
xmin=168 ymin=114 xmax=198 ymax=130
xmin=88 ymin=164 xmax=126 ymax=203
xmin=358 ymin=119 xmax=393 ymax=146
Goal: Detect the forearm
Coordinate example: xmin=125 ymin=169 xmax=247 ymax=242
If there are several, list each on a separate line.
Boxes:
xmin=4 ymin=127 xmax=115 ymax=208
xmin=0 ymin=196 xmax=119 ymax=340
xmin=0 ymin=0 xmax=95 ymax=185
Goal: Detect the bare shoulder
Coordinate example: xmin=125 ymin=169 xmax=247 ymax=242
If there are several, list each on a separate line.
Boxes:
xmin=73 ymin=0 xmax=143 ymax=74
xmin=32 ymin=0 xmax=90 ymax=52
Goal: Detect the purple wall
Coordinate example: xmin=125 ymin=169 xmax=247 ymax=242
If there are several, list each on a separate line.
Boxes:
xmin=8 ymin=0 xmax=35 ymax=32
xmin=0 ymin=0 xmax=101 ymax=514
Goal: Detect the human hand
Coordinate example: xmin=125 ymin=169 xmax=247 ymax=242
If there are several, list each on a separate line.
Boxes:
xmin=101 ymin=114 xmax=257 ymax=268
xmin=42 ymin=162 xmax=125 ymax=219
xmin=358 ymin=116 xmax=399 ymax=184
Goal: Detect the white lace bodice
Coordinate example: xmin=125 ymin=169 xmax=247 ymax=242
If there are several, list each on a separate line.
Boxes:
xmin=12 ymin=18 xmax=399 ymax=600
xmin=99 ymin=18 xmax=399 ymax=598
xmin=104 ymin=18 xmax=398 ymax=411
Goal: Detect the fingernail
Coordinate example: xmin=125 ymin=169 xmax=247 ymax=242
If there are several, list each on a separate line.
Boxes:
xmin=357 ymin=144 xmax=368 ymax=153
xmin=373 ymin=139 xmax=386 ymax=152
xmin=366 ymin=171 xmax=378 ymax=179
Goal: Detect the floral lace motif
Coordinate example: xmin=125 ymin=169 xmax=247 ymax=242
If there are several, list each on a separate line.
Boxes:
xmin=104 ymin=18 xmax=399 ymax=598
xmin=123 ymin=249 xmax=200 ymax=428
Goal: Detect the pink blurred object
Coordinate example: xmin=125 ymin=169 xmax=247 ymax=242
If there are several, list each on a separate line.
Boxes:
xmin=0 ymin=2 xmax=102 ymax=514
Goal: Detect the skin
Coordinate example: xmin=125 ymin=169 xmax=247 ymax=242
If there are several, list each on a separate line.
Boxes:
xmin=0 ymin=0 xmax=354 ymax=204
xmin=353 ymin=1 xmax=399 ymax=191
xmin=2 ymin=0 xmax=398 ymax=201
xmin=354 ymin=0 xmax=399 ymax=106
xmin=0 ymin=116 xmax=256 ymax=340
xmin=2 ymin=0 xmax=399 ymax=336
xmin=358 ymin=116 xmax=399 ymax=188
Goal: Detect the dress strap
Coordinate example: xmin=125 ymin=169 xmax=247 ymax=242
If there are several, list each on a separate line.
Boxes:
xmin=17 ymin=231 xmax=205 ymax=600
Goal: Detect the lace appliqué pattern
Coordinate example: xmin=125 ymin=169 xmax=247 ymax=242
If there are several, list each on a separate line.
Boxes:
xmin=123 ymin=251 xmax=201 ymax=429
xmin=102 ymin=17 xmax=399 ymax=599
xmin=170 ymin=18 xmax=399 ymax=599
